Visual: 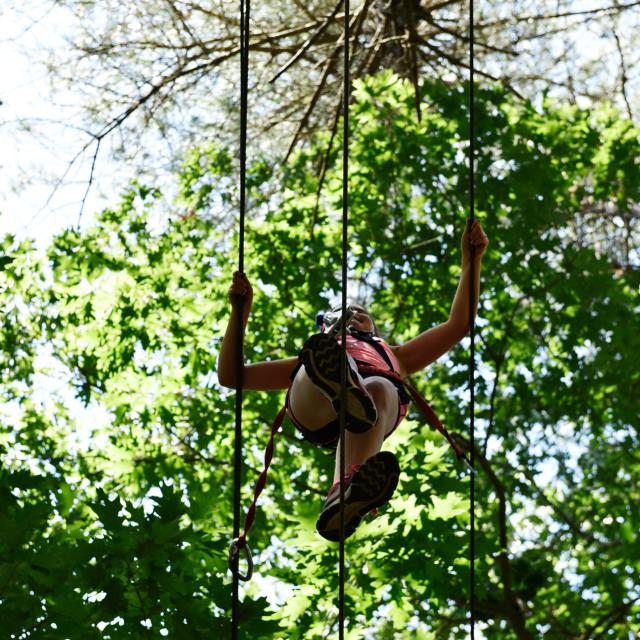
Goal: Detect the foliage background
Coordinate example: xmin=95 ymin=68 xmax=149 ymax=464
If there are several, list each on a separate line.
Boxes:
xmin=3 ymin=0 xmax=640 ymax=234
xmin=1 ymin=70 xmax=639 ymax=638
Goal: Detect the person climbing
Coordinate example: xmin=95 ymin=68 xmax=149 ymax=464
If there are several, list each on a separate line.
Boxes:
xmin=218 ymin=218 xmax=489 ymax=541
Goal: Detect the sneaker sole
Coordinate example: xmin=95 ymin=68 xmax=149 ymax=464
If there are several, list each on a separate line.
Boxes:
xmin=316 ymin=451 xmax=400 ymax=542
xmin=300 ymin=333 xmax=377 ymax=433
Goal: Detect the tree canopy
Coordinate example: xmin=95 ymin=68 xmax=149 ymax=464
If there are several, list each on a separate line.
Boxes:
xmin=1 ymin=74 xmax=639 ymax=638
xmin=5 ymin=0 xmax=640 ymax=221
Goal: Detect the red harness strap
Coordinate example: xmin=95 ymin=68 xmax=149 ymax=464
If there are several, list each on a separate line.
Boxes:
xmin=228 ymin=402 xmax=287 ymax=581
xmin=356 ymin=364 xmax=473 ymax=470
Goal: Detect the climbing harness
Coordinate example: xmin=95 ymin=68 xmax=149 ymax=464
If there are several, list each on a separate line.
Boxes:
xmin=228 ymin=320 xmax=472 ymax=562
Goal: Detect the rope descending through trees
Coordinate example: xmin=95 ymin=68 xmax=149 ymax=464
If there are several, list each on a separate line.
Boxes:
xmin=338 ymin=1 xmax=350 ymax=637
xmin=469 ymin=0 xmax=477 ymax=635
xmin=230 ymin=0 xmax=250 ymax=637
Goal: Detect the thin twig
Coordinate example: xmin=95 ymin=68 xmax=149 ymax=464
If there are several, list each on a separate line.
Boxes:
xmin=611 ymin=23 xmax=633 ymax=120
xmin=269 ymin=0 xmax=342 ymax=84
xmin=478 ymin=1 xmax=640 ymax=28
xmin=77 ymin=137 xmax=100 ymax=229
xmin=310 ymin=91 xmax=343 ymax=238
xmin=403 ymin=0 xmax=422 ymax=122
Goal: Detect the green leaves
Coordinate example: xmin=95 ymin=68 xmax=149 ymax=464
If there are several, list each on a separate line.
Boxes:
xmin=1 ymin=74 xmax=639 ymax=637
xmin=90 ymin=488 xmax=123 ymax=531
xmin=427 ymin=492 xmax=469 ymax=522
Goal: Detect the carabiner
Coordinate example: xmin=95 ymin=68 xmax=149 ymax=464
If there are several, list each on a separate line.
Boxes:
xmin=228 ymin=537 xmax=254 ymax=582
xmin=326 ymin=305 xmax=357 ymax=336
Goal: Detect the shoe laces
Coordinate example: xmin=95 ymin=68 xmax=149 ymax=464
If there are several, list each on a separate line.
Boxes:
xmin=328 ymin=463 xmax=360 ymax=495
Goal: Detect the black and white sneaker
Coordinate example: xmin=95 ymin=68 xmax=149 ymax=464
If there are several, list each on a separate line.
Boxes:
xmin=316 ymin=451 xmax=400 ymax=542
xmin=300 ymin=332 xmax=377 ymax=433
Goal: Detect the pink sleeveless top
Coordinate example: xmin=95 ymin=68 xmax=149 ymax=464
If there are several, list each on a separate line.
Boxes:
xmin=339 ymin=334 xmax=402 ymax=375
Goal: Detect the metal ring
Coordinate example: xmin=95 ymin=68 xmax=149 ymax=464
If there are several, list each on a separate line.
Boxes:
xmin=228 ymin=537 xmax=254 ymax=582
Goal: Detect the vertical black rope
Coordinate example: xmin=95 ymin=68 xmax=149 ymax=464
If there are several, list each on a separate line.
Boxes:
xmin=238 ymin=0 xmax=249 ymax=272
xmin=338 ymin=0 xmax=350 ymax=637
xmin=468 ymin=0 xmax=476 ymax=636
xmin=231 ymin=0 xmax=249 ymax=638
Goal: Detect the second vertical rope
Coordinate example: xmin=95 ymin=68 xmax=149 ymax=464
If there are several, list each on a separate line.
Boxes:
xmin=231 ymin=0 xmax=250 ymax=638
xmin=338 ymin=0 xmax=350 ymax=638
xmin=468 ymin=0 xmax=477 ymax=636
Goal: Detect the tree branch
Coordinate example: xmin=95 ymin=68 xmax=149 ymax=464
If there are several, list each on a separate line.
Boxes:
xmin=582 ymin=597 xmax=640 ymax=639
xmin=268 ymin=0 xmax=343 ymax=84
xmin=455 ymin=435 xmax=534 ymax=639
xmin=611 ymin=22 xmax=634 ymax=120
xmin=478 ymin=1 xmax=640 ymax=28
